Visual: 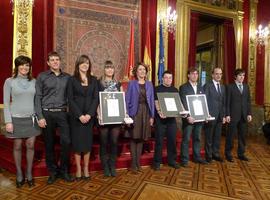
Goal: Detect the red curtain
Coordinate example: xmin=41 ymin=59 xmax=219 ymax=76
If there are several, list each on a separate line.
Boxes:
xmin=0 ymin=1 xmax=13 ymax=103
xmin=167 ymin=0 xmax=176 ymax=81
xmin=223 ymin=20 xmax=236 ymax=84
xmin=141 ymin=0 xmax=157 ymax=82
xmin=188 ymin=12 xmax=199 ymax=69
xmin=242 ymin=0 xmax=249 ymax=74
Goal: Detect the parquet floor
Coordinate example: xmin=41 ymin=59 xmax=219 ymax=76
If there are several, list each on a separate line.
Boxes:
xmin=1 ymin=135 xmax=270 ymax=200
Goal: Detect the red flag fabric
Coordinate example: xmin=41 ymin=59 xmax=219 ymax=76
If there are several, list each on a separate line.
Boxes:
xmin=143 ymin=19 xmax=152 ymax=81
xmin=126 ymin=18 xmax=135 ymax=80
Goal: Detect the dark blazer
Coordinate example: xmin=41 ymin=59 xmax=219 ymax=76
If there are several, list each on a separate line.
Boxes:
xmin=179 ymin=81 xmax=204 ymax=111
xmin=226 ymin=82 xmax=251 ymax=122
xmin=125 ymin=80 xmax=155 ymax=118
xmin=203 ymin=80 xmax=226 ymax=121
xmin=67 ymin=76 xmax=99 ymax=118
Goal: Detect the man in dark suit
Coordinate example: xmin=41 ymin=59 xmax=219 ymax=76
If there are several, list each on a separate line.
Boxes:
xmin=204 ymin=67 xmax=226 ymax=163
xmin=225 ymin=68 xmax=252 ymax=162
xmin=179 ymin=67 xmax=208 ymax=167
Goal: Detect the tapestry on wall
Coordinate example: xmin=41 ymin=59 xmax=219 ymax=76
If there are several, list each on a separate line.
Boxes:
xmin=54 ymin=0 xmax=140 ymax=80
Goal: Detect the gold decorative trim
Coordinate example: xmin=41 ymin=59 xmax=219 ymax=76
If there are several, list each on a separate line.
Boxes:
xmin=12 ymin=0 xmax=33 ymax=65
xmin=155 ymin=0 xmax=169 ymax=85
xmin=175 ymin=0 xmax=244 ymax=86
xmin=264 ymin=33 xmax=270 ymax=121
xmin=248 ymin=0 xmax=258 ymax=104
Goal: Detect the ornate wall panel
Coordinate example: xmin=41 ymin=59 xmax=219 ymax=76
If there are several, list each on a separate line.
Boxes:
xmin=54 ymin=0 xmax=140 ymax=80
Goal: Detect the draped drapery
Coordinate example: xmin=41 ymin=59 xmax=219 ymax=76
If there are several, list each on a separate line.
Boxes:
xmin=141 ymin=0 xmax=157 ymax=82
xmin=223 ymin=20 xmax=236 ymax=84
xmin=167 ymin=0 xmax=176 ymax=80
xmin=188 ymin=12 xmax=199 ymax=69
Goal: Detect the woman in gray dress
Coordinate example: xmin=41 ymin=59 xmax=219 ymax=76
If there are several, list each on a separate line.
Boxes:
xmin=3 ymin=56 xmax=40 ymax=188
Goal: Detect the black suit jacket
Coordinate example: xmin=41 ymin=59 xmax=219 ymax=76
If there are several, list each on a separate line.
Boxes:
xmin=67 ymin=76 xmax=99 ymax=118
xmin=179 ymin=82 xmax=204 ymax=126
xmin=226 ymin=82 xmax=251 ymax=122
xmin=203 ymin=81 xmax=226 ymax=121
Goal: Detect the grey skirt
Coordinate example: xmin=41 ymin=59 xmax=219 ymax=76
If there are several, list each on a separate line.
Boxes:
xmin=5 ymin=116 xmax=41 ymax=139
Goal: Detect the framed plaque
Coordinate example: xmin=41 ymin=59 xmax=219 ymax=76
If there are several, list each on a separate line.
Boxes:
xmin=186 ymin=94 xmax=215 ymax=122
xmin=157 ymin=92 xmax=189 ymax=117
xmin=99 ymin=92 xmax=126 ymax=124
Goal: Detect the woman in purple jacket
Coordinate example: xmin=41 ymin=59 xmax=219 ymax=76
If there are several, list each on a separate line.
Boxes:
xmin=125 ymin=63 xmax=155 ymax=173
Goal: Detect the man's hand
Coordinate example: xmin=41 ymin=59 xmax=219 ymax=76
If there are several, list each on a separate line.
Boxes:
xmin=38 ymin=119 xmax=47 ymax=128
xmin=85 ymin=114 xmax=91 ymax=123
xmin=158 ymin=111 xmax=166 ymax=119
xmin=187 ymin=116 xmax=195 ymax=124
xmin=226 ymin=116 xmax=231 ymax=123
xmin=247 ymin=115 xmax=252 ymax=122
xmin=79 ymin=115 xmax=88 ymax=124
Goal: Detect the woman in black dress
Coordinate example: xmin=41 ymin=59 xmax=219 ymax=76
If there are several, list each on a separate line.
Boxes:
xmin=97 ymin=60 xmax=123 ymax=177
xmin=67 ymin=55 xmax=98 ymax=180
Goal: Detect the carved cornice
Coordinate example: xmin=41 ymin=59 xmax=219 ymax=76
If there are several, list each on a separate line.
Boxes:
xmin=13 ymin=0 xmax=33 ymax=63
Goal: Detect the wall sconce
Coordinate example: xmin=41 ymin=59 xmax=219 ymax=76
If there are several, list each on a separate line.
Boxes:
xmin=10 ymin=0 xmax=34 ymax=15
xmin=255 ymin=24 xmax=269 ymax=53
xmin=166 ymin=7 xmax=177 ymax=38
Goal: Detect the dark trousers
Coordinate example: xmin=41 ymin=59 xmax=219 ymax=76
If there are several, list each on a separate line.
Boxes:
xmin=42 ymin=111 xmax=71 ymax=175
xmin=99 ymin=125 xmax=120 ymax=168
xmin=153 ymin=117 xmax=177 ymax=166
xmin=204 ymin=120 xmax=222 ymax=159
xmin=225 ymin=118 xmax=247 ymax=158
xmin=180 ymin=122 xmax=203 ymax=164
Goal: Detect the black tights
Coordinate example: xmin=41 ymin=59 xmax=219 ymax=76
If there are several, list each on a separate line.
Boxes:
xmin=13 ymin=136 xmax=36 ymax=181
xmin=130 ymin=139 xmax=143 ymax=169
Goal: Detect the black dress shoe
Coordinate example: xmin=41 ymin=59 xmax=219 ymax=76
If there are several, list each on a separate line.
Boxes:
xmin=213 ymin=156 xmax=223 ymax=162
xmin=168 ymin=163 xmax=180 ymax=169
xmin=83 ymin=176 xmax=91 ymax=181
xmin=226 ymin=157 xmax=234 ymax=162
xmin=27 ymin=179 xmax=35 ymax=187
xmin=61 ymin=173 xmax=74 ymax=182
xmin=180 ymin=162 xmax=188 ymax=167
xmin=47 ymin=174 xmax=57 ymax=184
xmin=152 ymin=164 xmax=160 ymax=171
xmin=206 ymin=158 xmax=212 ymax=163
xmin=16 ymin=179 xmax=25 ymax=188
xmin=194 ymin=159 xmax=208 ymax=164
xmin=238 ymin=155 xmax=249 ymax=161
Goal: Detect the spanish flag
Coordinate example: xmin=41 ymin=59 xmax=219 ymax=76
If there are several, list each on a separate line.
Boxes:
xmin=143 ymin=20 xmax=152 ymax=81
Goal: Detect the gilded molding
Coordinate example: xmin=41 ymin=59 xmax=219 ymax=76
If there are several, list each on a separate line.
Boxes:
xmin=264 ymin=34 xmax=270 ymax=121
xmin=12 ymin=0 xmax=33 ymax=64
xmin=175 ymin=0 xmax=243 ymax=87
xmin=155 ymin=0 xmax=169 ymax=85
xmin=248 ymin=1 xmax=258 ymax=104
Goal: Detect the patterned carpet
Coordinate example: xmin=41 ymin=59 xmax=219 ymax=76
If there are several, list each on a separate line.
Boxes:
xmin=1 ymin=136 xmax=270 ymax=200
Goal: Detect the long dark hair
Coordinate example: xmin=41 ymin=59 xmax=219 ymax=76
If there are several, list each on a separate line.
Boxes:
xmin=73 ymin=55 xmax=92 ymax=83
xmin=13 ymin=55 xmax=33 ymax=81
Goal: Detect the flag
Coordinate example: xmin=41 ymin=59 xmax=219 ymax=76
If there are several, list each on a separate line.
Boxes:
xmin=158 ymin=21 xmax=165 ymax=84
xmin=143 ymin=19 xmax=152 ymax=81
xmin=125 ymin=18 xmax=135 ymax=80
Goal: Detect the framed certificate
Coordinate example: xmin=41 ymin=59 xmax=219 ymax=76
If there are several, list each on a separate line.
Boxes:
xmin=157 ymin=92 xmax=188 ymax=117
xmin=186 ymin=94 xmax=214 ymax=122
xmin=99 ymin=92 xmax=126 ymax=124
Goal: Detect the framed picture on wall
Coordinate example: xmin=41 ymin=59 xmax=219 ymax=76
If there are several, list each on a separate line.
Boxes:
xmin=157 ymin=92 xmax=189 ymax=117
xmin=186 ymin=94 xmax=215 ymax=122
xmin=99 ymin=92 xmax=127 ymax=125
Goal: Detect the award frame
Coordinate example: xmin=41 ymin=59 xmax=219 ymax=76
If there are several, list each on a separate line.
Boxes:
xmin=157 ymin=92 xmax=188 ymax=117
xmin=186 ymin=94 xmax=214 ymax=122
xmin=99 ymin=91 xmax=126 ymax=124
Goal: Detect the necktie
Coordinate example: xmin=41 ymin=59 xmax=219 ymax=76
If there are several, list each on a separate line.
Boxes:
xmin=217 ymin=83 xmax=221 ymax=94
xmin=239 ymin=84 xmax=243 ymax=94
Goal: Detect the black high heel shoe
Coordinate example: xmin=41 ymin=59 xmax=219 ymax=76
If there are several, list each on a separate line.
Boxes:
xmin=16 ymin=179 xmax=25 ymax=188
xmin=27 ymin=179 xmax=35 ymax=187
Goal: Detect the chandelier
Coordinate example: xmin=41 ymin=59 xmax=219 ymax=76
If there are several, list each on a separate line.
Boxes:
xmin=166 ymin=7 xmax=177 ymax=38
xmin=255 ymin=24 xmax=269 ymax=46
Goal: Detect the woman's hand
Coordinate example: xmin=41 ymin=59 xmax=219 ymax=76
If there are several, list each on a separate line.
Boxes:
xmin=85 ymin=114 xmax=91 ymax=123
xmin=149 ymin=118 xmax=154 ymax=126
xmin=6 ymin=123 xmax=13 ymax=133
xmin=187 ymin=116 xmax=195 ymax=124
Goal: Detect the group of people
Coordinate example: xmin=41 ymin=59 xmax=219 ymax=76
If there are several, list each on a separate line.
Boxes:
xmin=3 ymin=51 xmax=252 ymax=189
